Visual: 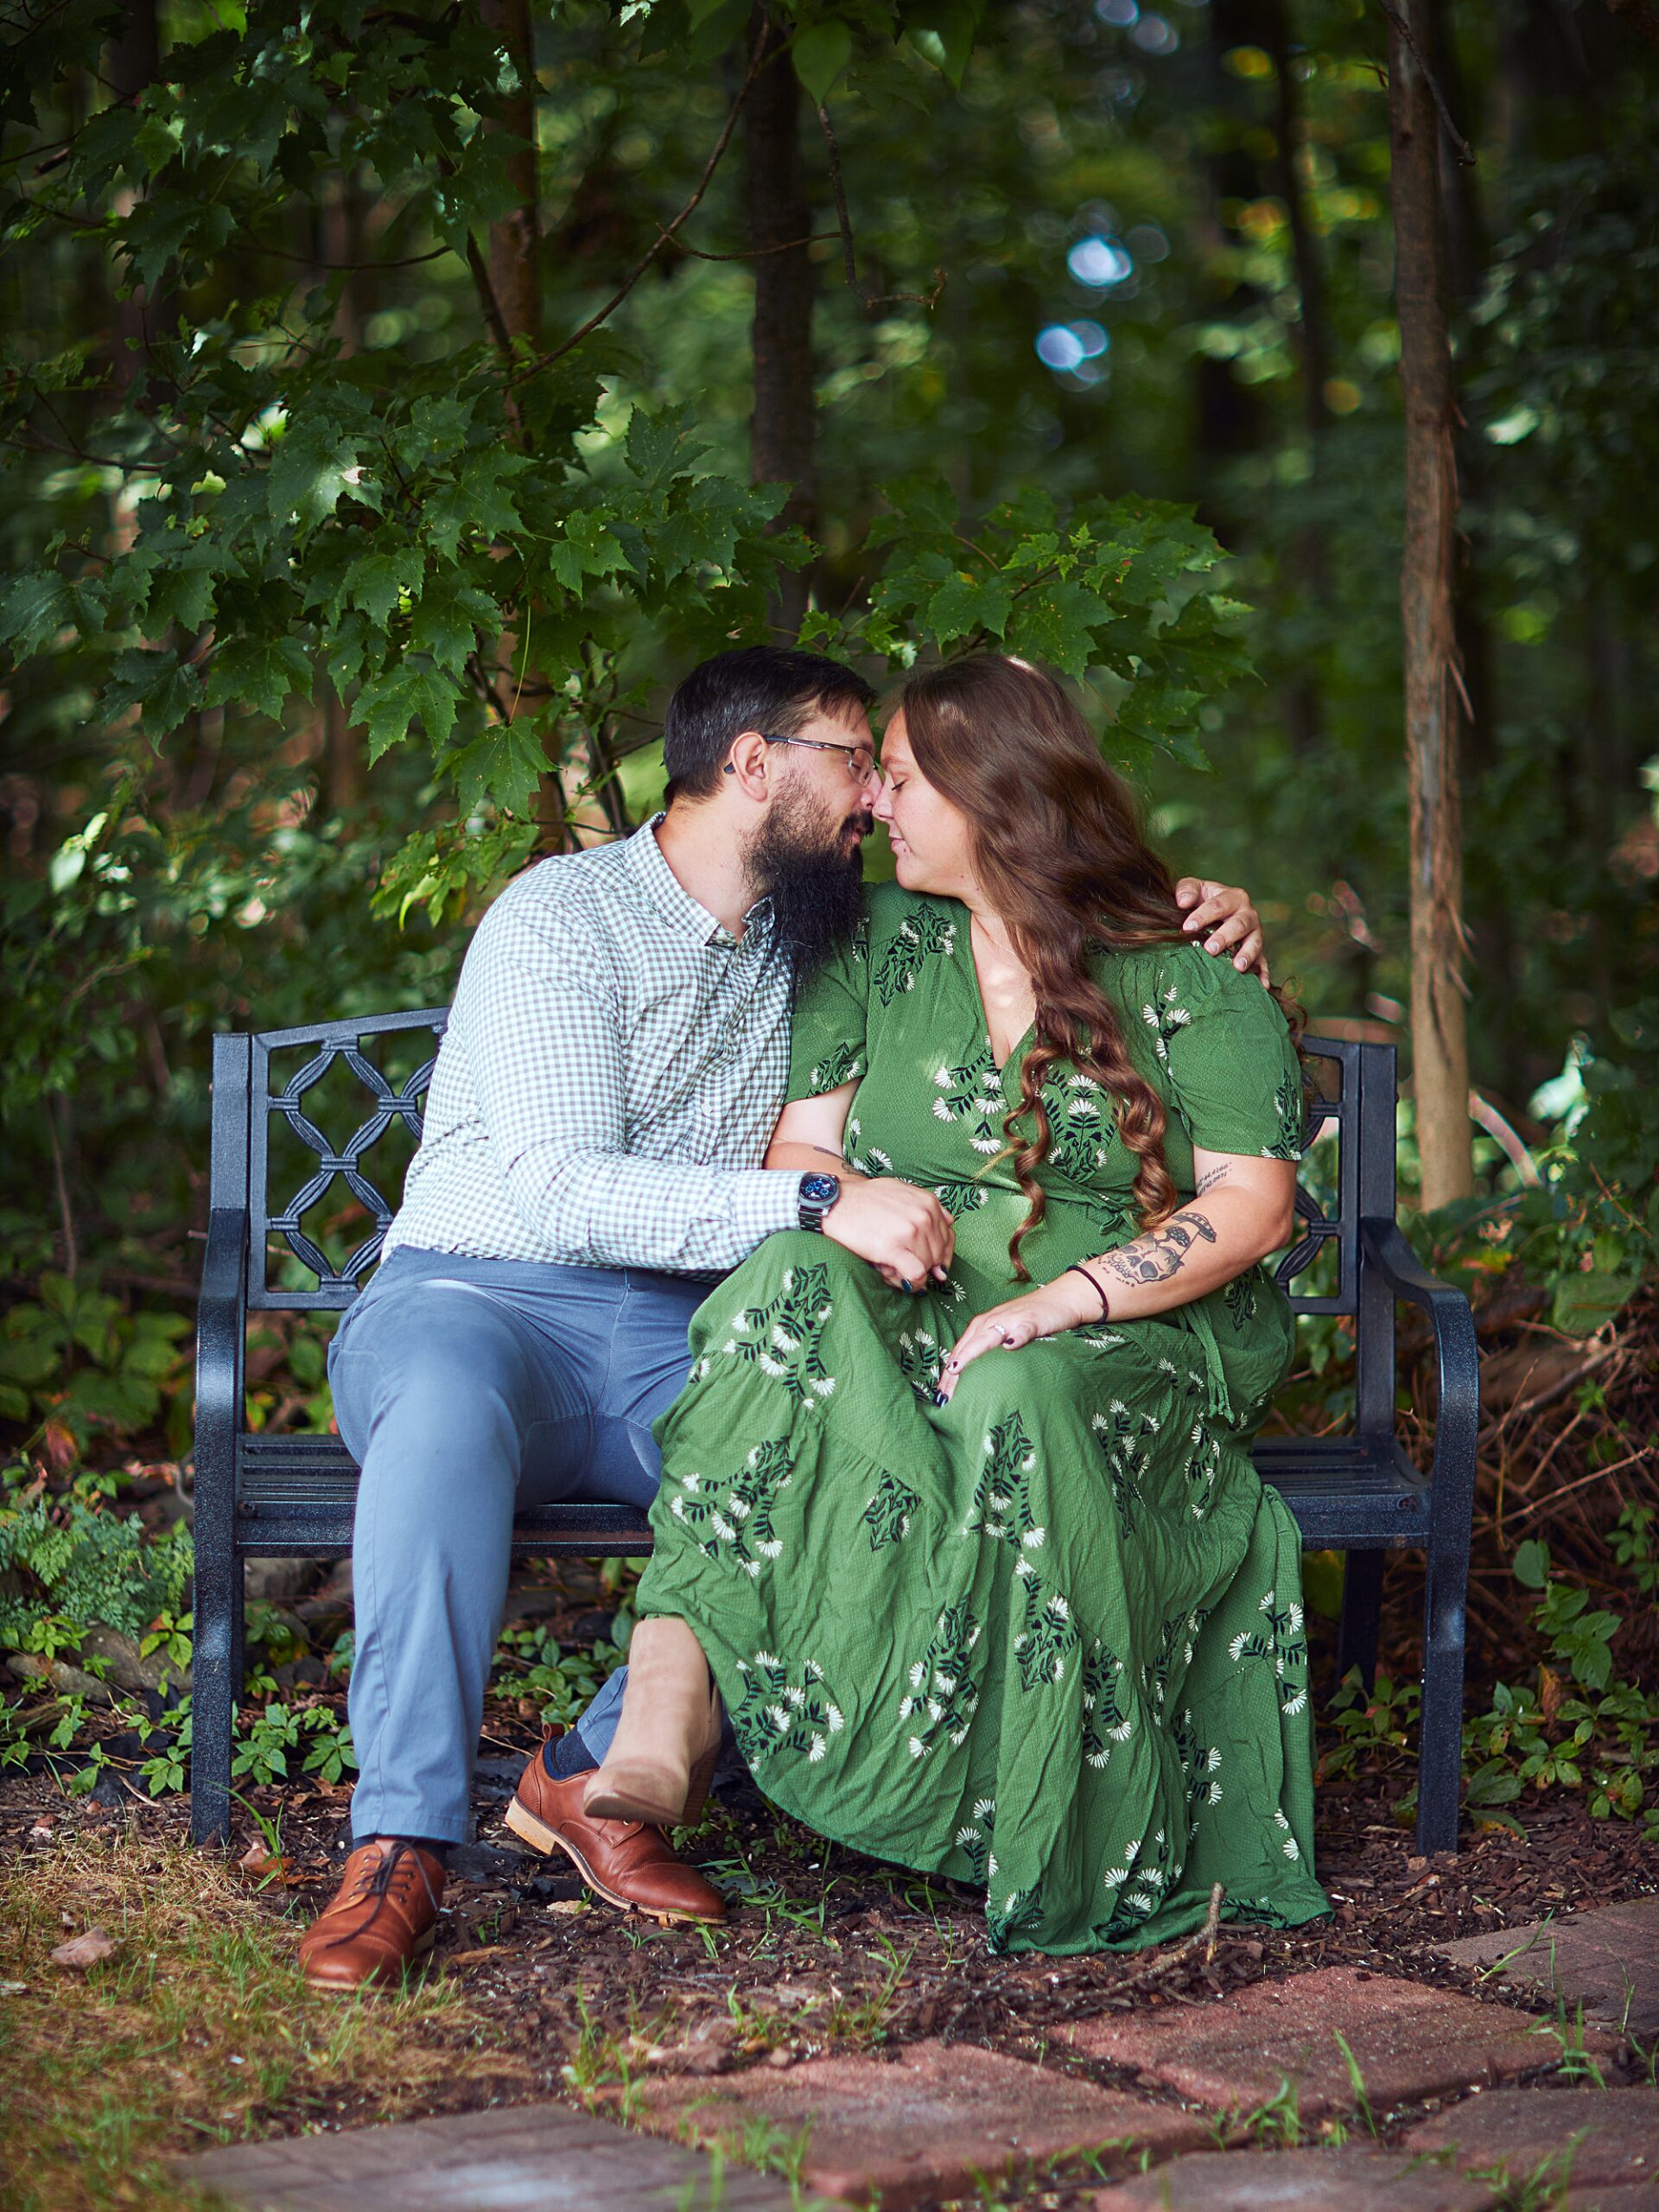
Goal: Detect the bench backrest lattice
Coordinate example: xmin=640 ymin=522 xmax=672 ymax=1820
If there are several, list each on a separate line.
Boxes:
xmin=249 ymin=1009 xmax=448 ymax=1310
xmin=194 ymin=1017 xmax=1477 ymax=1859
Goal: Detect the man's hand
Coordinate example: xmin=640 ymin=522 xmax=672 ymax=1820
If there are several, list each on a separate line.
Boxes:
xmin=1173 ymin=878 xmax=1269 ymax=987
xmin=823 ymin=1178 xmax=954 ymax=1290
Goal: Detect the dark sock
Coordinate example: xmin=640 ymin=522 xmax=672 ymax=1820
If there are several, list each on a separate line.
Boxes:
xmin=545 ymin=1729 xmax=599 ymax=1781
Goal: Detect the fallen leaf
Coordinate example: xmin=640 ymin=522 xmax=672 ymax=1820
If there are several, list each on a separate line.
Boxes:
xmin=238 ymin=1841 xmax=294 ymax=1881
xmin=50 ymin=1928 xmax=116 ymax=1970
xmin=0 ymin=1980 xmax=29 ymax=1997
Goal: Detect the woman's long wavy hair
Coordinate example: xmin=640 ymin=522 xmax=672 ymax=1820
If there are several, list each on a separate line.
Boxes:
xmin=898 ymin=652 xmax=1303 ymax=1281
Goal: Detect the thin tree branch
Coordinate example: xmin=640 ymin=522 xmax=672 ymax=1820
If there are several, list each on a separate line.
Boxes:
xmin=815 ymin=101 xmax=946 ymax=310
xmin=466 ymin=232 xmax=517 ymax=361
xmin=522 ymin=17 xmax=774 ymax=378
xmin=658 ymin=226 xmax=841 ymax=263
xmin=242 ymin=238 xmax=453 ymax=270
xmin=1375 ymin=1 xmax=1477 ymax=165
xmin=47 ymin=1096 xmax=78 ymax=1282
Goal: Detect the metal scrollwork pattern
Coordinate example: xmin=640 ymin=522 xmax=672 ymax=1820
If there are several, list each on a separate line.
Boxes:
xmin=266 ymin=1033 xmax=440 ymax=1291
xmin=1275 ymin=1096 xmax=1340 ymax=1301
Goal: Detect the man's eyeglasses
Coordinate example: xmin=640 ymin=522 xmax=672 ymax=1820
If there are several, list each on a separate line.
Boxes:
xmin=724 ymin=732 xmax=877 ymax=785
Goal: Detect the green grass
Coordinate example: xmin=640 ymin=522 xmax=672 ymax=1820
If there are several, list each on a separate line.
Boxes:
xmin=0 ymin=1829 xmax=511 ymax=2212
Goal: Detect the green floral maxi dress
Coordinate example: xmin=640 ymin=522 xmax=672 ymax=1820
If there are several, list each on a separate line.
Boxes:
xmin=639 ymin=885 xmax=1332 ymax=1955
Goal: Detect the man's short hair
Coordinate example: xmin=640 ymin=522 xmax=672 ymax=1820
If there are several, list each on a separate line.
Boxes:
xmin=662 ymin=646 xmax=876 ymax=804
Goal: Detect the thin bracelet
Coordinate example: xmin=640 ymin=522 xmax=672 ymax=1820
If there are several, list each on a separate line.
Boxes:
xmin=1064 ymin=1262 xmax=1111 ymax=1321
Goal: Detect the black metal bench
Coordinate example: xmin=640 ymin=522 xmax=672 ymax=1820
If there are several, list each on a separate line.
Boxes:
xmin=192 ymin=1013 xmax=1478 ymax=1855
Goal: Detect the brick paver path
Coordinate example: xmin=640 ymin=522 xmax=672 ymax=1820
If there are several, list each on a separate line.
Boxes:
xmin=1406 ymin=2083 xmax=1659 ymax=2197
xmin=1089 ymin=2145 xmax=1503 ymax=2211
xmin=1055 ymin=1966 xmax=1579 ymax=2120
xmin=633 ymin=2038 xmax=1206 ymax=2209
xmin=1436 ymin=1897 xmax=1659 ymax=2037
xmin=176 ymin=2100 xmax=811 ymax=2212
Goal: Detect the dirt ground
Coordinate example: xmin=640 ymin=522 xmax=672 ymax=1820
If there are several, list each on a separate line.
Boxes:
xmin=4 ymin=1707 xmax=1655 ymax=2164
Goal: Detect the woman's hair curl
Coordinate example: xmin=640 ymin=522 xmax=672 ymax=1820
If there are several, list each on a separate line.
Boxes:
xmin=897 ymin=652 xmax=1303 ymax=1280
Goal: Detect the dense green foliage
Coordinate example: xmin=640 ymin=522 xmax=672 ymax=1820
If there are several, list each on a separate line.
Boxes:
xmin=1 ymin=0 xmax=1656 ymax=1825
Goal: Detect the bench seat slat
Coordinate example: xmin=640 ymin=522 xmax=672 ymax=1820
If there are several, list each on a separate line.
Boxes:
xmin=232 ymin=1431 xmax=1431 ymax=1556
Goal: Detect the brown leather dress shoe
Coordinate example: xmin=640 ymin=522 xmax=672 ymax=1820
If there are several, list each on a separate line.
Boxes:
xmin=504 ymin=1740 xmax=727 ymax=1926
xmin=297 ymin=1838 xmax=445 ymax=1993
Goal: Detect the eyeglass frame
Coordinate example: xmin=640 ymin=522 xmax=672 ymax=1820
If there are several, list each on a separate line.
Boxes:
xmin=723 ymin=731 xmax=878 ymax=784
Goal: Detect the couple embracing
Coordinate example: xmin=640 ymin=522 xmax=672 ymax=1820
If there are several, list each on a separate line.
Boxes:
xmin=297 ymin=645 xmax=1331 ymax=1991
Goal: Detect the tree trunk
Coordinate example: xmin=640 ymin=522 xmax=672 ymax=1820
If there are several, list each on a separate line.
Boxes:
xmin=1385 ymin=0 xmax=1473 ymax=1207
xmin=1423 ymin=0 xmax=1523 ymax=1077
xmin=105 ymin=0 xmax=160 ymax=403
xmin=746 ymin=4 xmax=816 ymax=638
xmin=479 ymin=0 xmax=541 ymax=347
xmin=1257 ymin=0 xmax=1332 ymax=438
xmin=320 ymin=172 xmax=365 ymax=817
xmin=478 ymin=0 xmax=575 ymax=847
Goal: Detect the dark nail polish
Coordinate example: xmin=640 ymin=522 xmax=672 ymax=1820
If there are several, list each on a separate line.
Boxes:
xmin=932 ymin=1389 xmax=947 ymax=1408
xmin=900 ymin=1278 xmax=912 ymax=1292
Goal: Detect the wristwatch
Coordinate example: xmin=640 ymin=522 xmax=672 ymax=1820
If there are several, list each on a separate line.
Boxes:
xmin=797 ymin=1171 xmax=842 ymax=1232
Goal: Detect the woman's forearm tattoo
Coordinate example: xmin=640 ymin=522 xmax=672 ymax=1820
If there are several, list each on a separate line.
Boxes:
xmin=1103 ymin=1209 xmax=1218 ymax=1286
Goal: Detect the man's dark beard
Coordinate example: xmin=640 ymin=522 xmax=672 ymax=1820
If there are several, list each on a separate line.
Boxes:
xmin=748 ymin=796 xmax=873 ymax=994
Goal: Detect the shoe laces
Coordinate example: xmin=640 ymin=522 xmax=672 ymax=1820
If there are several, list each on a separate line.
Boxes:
xmin=342 ymin=1840 xmax=438 ymax=1916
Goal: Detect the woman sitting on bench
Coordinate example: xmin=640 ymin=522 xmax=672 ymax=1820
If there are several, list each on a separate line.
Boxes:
xmin=584 ymin=652 xmax=1332 ymax=1955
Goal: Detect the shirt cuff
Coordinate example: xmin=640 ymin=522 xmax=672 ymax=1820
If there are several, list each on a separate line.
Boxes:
xmin=725 ymin=1167 xmax=804 ymax=1262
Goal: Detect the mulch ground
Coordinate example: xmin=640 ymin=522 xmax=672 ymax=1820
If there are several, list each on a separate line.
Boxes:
xmin=3 ymin=1714 xmax=1654 ymax=2145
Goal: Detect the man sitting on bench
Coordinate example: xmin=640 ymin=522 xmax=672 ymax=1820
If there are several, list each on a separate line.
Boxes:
xmin=297 ymin=645 xmax=1269 ymax=1992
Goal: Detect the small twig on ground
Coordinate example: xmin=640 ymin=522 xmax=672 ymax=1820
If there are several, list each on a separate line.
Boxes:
xmin=1203 ymin=1880 xmax=1224 ymax=1967
xmin=1477 ymin=1334 xmax=1622 ymax=1446
xmin=1499 ymin=1452 xmax=1648 ymax=1527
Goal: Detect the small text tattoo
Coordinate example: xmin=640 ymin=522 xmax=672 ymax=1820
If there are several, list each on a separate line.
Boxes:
xmin=1194 ymin=1165 xmax=1231 ymax=1197
xmin=1103 ymin=1209 xmax=1219 ymax=1287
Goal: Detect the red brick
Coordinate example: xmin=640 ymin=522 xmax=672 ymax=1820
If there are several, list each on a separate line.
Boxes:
xmin=1436 ymin=1898 xmax=1659 ymax=2038
xmin=1406 ymin=2085 xmax=1659 ymax=2191
xmin=633 ymin=2038 xmax=1206 ymax=2209
xmin=173 ymin=2102 xmax=800 ymax=2212
xmin=1090 ymin=2146 xmax=1500 ymax=2212
xmin=1055 ymin=1967 xmax=1581 ymax=2120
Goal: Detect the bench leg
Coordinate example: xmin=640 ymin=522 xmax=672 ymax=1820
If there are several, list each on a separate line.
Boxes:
xmin=1336 ymin=1549 xmax=1384 ymax=1688
xmin=190 ymin=1558 xmax=239 ymax=1847
xmin=1415 ymin=1531 xmax=1468 ymax=1855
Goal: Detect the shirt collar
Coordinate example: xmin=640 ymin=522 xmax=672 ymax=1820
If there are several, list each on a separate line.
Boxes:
xmin=629 ymin=814 xmax=772 ymax=951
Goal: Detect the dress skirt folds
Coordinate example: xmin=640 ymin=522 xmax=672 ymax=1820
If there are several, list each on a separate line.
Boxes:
xmin=638 ymin=887 xmax=1332 ymax=1955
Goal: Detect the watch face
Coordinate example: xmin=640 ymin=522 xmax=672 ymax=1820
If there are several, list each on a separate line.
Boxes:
xmin=800 ymin=1173 xmax=840 ymax=1205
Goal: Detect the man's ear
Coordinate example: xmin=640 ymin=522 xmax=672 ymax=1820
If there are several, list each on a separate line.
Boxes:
xmin=724 ymin=729 xmax=772 ymax=803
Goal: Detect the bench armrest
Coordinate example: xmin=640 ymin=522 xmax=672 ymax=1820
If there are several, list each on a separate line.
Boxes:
xmin=194 ymin=1205 xmax=248 ymax=1493
xmin=1358 ymin=1217 xmax=1479 ymax=1521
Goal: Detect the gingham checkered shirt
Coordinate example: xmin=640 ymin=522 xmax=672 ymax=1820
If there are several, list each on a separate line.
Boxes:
xmin=382 ymin=817 xmax=801 ymax=1275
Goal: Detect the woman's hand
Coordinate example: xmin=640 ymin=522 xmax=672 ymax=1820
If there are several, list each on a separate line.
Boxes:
xmin=933 ymin=1275 xmax=1100 ymax=1405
